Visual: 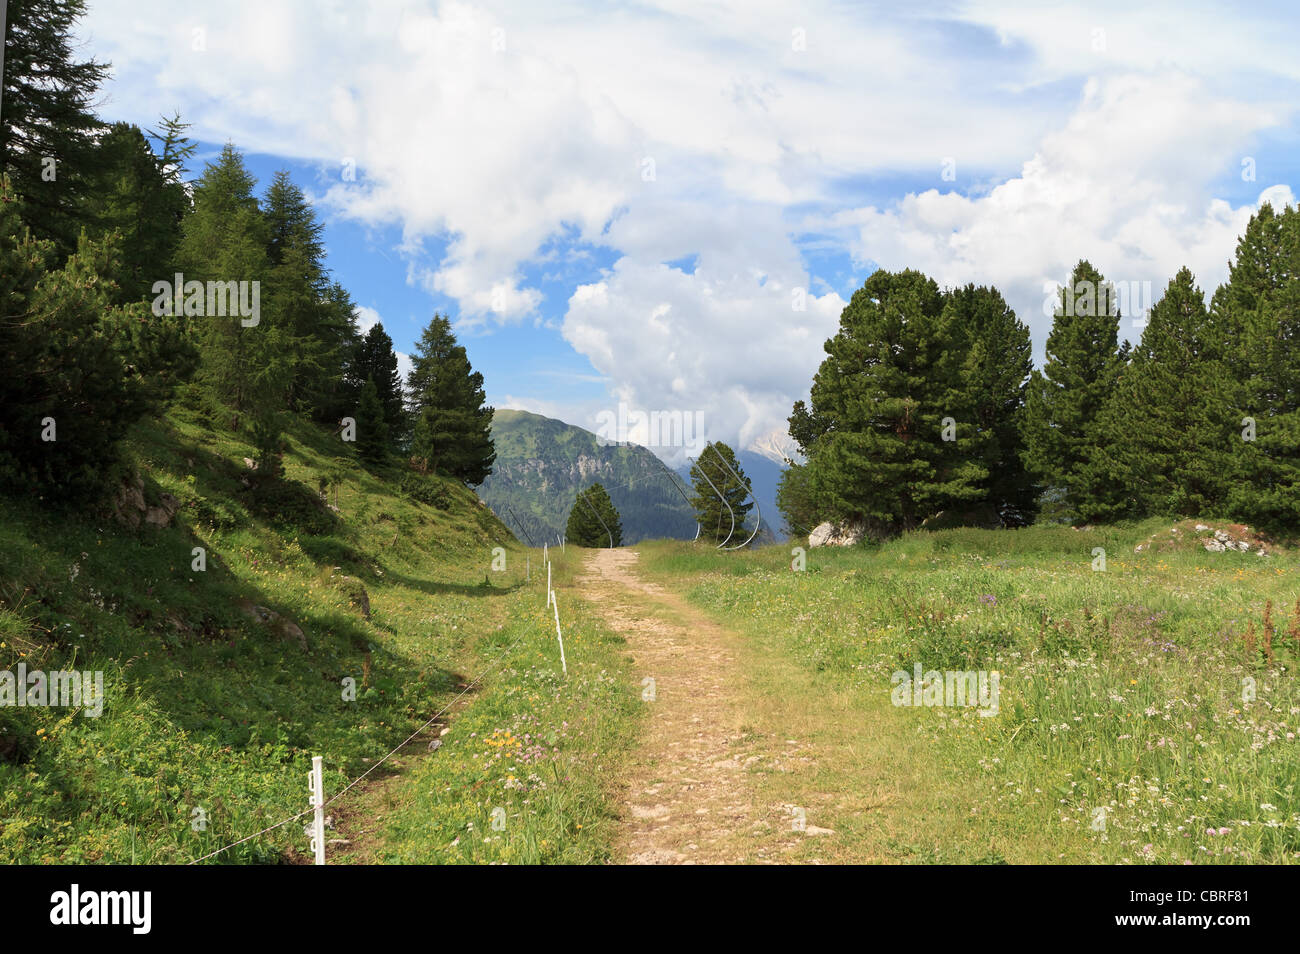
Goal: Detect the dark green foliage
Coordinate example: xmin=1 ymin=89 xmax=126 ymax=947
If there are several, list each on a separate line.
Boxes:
xmin=1021 ymin=261 xmax=1125 ymax=521
xmin=794 ymin=270 xmax=988 ymax=535
xmin=355 ymin=378 xmax=390 ymax=464
xmin=565 ymin=482 xmax=622 ymax=547
xmin=945 ymin=284 xmax=1036 ymax=525
xmin=85 ymin=120 xmax=191 ymax=303
xmin=775 ymin=460 xmax=820 ymax=537
xmin=408 ymin=314 xmax=495 ymax=484
xmin=1078 ymin=268 xmax=1234 ymax=522
xmin=348 ymin=322 xmax=406 ymax=448
xmin=0 ymin=178 xmax=195 ymax=498
xmin=0 ymin=0 xmax=110 ymax=255
xmin=398 ymin=471 xmax=453 ymax=510
xmin=689 ymin=441 xmax=753 ymax=544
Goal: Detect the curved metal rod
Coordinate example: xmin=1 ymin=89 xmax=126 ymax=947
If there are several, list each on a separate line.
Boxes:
xmin=504 ymin=503 xmax=537 ymax=547
xmin=705 ymin=444 xmax=761 ymax=550
xmin=692 ymin=454 xmax=735 ymax=548
xmin=645 ymin=452 xmax=702 ymax=541
xmin=577 ymin=487 xmax=615 ymax=548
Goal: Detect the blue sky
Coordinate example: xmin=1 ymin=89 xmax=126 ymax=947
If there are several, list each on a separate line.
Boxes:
xmin=78 ymin=1 xmax=1300 ymax=463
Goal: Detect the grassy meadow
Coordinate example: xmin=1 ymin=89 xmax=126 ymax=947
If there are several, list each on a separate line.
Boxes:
xmin=0 ymin=409 xmax=638 ymax=864
xmin=636 ymin=521 xmax=1300 ymax=864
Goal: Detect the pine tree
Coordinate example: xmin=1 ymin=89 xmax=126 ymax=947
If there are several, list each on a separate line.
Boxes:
xmin=355 ymin=378 xmax=390 ymax=464
xmin=1078 ymin=267 xmax=1234 ymax=521
xmin=1221 ymin=204 xmax=1300 ymax=530
xmin=775 ymin=459 xmax=820 ymax=537
xmin=0 ymin=0 xmax=110 ymax=255
xmin=565 ymin=483 xmax=622 ymax=547
xmin=1022 ymin=260 xmax=1124 ymax=522
xmin=408 ymin=314 xmax=495 ymax=484
xmin=689 ymin=441 xmax=754 ymax=543
xmin=0 ymin=177 xmax=195 ymax=496
xmin=795 ymin=269 xmax=986 ymax=535
xmin=945 ymin=283 xmax=1035 ymax=525
xmin=348 ymin=322 xmax=406 ymax=448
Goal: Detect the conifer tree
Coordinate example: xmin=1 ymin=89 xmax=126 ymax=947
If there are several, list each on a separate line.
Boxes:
xmin=0 ymin=0 xmax=110 ymax=255
xmin=1078 ymin=268 xmax=1234 ymax=521
xmin=1021 ymin=260 xmax=1124 ymax=521
xmin=349 ymin=322 xmax=407 ymax=449
xmin=689 ymin=441 xmax=754 ymax=543
xmin=355 ymin=378 xmax=390 ymax=464
xmin=794 ymin=269 xmax=987 ymax=535
xmin=565 ymin=482 xmax=622 ymax=547
xmin=408 ymin=314 xmax=495 ymax=484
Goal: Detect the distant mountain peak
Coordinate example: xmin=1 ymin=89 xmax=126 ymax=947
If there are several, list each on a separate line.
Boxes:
xmin=747 ymin=428 xmax=800 ymax=466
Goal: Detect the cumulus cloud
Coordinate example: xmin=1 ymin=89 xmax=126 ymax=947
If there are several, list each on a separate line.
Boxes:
xmin=75 ymin=1 xmax=1300 ymax=449
xmin=825 ymin=73 xmax=1294 ymax=351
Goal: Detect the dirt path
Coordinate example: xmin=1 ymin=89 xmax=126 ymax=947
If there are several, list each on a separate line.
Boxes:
xmin=577 ymin=548 xmax=795 ymax=864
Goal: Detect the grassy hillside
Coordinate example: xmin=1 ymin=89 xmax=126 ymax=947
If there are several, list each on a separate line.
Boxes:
xmin=0 ymin=408 xmax=638 ymax=863
xmin=479 ymin=409 xmax=698 ymax=545
xmin=636 ymin=520 xmax=1300 ymax=863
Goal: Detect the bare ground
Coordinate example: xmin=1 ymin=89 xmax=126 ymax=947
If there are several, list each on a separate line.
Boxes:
xmin=576 ymin=548 xmax=807 ymax=864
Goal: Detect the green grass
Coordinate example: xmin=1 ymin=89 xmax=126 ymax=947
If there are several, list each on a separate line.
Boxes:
xmin=0 ymin=410 xmax=638 ymax=864
xmin=636 ymin=519 xmax=1300 ymax=864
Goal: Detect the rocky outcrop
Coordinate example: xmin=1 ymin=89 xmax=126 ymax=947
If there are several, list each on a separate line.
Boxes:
xmin=808 ymin=521 xmax=866 ymax=547
xmin=112 ymin=475 xmax=181 ymax=529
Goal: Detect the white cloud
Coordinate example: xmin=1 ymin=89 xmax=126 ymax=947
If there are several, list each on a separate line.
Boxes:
xmin=353 ymin=305 xmax=382 ymax=334
xmin=826 ymin=73 xmax=1295 ymax=352
xmin=75 ymin=1 xmax=1300 ymax=449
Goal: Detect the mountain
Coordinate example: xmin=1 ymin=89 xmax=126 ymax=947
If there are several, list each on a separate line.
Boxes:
xmin=479 ymin=409 xmax=698 ymax=545
xmin=748 ymin=428 xmax=802 ymax=467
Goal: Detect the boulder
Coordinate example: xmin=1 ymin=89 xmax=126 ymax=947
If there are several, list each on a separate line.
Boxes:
xmin=808 ymin=521 xmax=866 ymax=547
xmin=237 ymin=599 xmax=309 ymax=652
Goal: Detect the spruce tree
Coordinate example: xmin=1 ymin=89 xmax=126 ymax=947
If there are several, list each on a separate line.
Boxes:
xmin=1221 ymin=204 xmax=1300 ymax=530
xmin=565 ymin=483 xmax=622 ymax=547
xmin=355 ymin=378 xmax=390 ymax=464
xmin=349 ymin=323 xmax=406 ymax=448
xmin=1022 ymin=260 xmax=1124 ymax=522
xmin=408 ymin=314 xmax=495 ymax=484
xmin=1078 ymin=267 xmax=1234 ymax=521
xmin=0 ymin=0 xmax=110 ymax=255
xmin=0 ymin=177 xmax=194 ymax=496
xmin=945 ymin=284 xmax=1035 ymax=525
xmin=174 ymin=144 xmax=279 ymax=428
xmin=688 ymin=441 xmax=754 ymax=543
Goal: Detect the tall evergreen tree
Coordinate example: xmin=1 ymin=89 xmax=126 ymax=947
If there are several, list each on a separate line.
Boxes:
xmin=355 ymin=378 xmax=390 ymax=464
xmin=945 ymin=283 xmax=1035 ymax=525
xmin=174 ymin=144 xmax=281 ymax=428
xmin=689 ymin=441 xmax=754 ymax=544
xmin=1078 ymin=268 xmax=1234 ymax=521
xmin=0 ymin=0 xmax=110 ymax=255
xmin=1021 ymin=260 xmax=1124 ymax=522
xmin=1221 ymin=204 xmax=1300 ymax=530
xmin=408 ymin=314 xmax=495 ymax=484
xmin=565 ymin=482 xmax=622 ymax=547
xmin=348 ymin=322 xmax=406 ymax=448
xmin=86 ymin=121 xmax=190 ymax=303
xmin=793 ymin=269 xmax=987 ymax=535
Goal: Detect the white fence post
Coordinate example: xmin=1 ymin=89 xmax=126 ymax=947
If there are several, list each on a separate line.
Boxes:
xmin=526 ymin=555 xmax=530 ymax=582
xmin=309 ymin=755 xmax=325 ymax=866
xmin=547 ymin=561 xmax=552 ymax=608
xmin=553 ymin=596 xmax=567 ymax=676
